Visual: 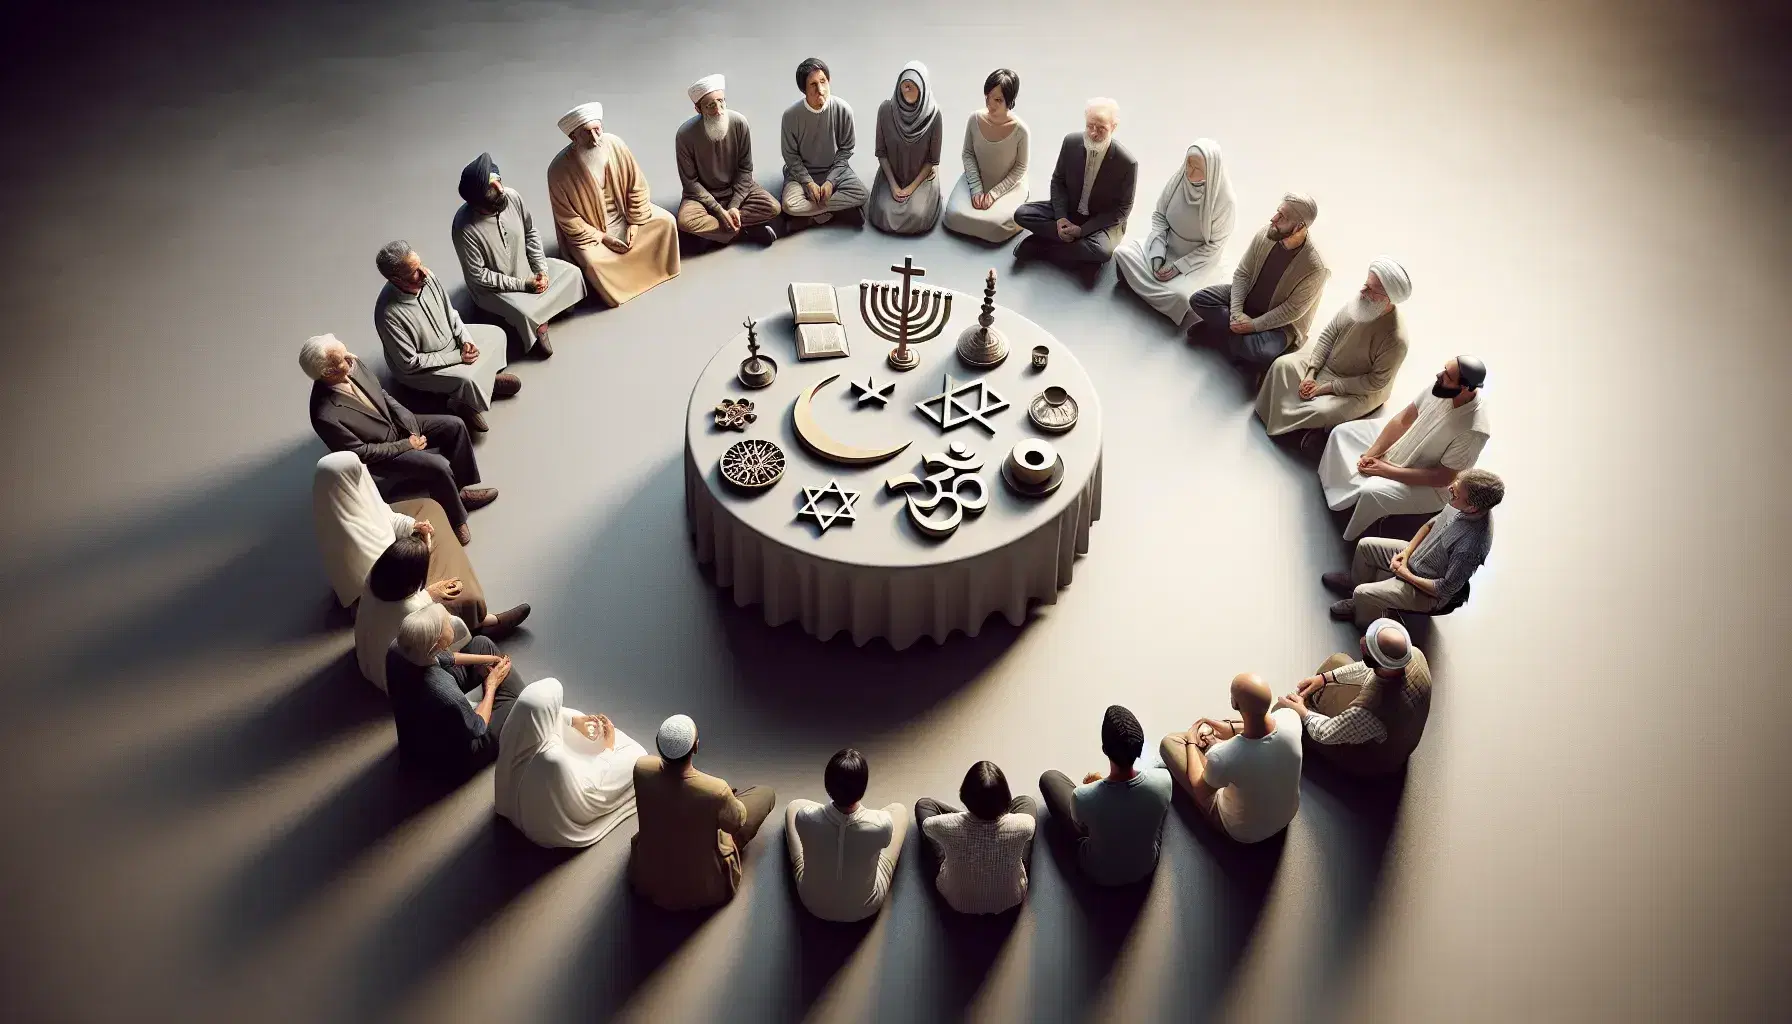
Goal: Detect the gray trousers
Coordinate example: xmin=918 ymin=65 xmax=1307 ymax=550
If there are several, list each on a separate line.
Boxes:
xmin=1012 ymin=202 xmax=1120 ymax=263
xmin=1190 ymin=285 xmax=1292 ymax=370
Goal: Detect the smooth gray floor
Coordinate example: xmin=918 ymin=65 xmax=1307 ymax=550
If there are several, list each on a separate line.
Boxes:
xmin=1 ymin=1 xmax=1787 ymax=1021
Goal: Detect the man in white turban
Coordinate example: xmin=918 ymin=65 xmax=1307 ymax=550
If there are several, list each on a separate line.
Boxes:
xmin=546 ymin=101 xmax=680 ymax=306
xmin=674 ymin=75 xmax=781 ymax=246
xmin=1188 ymin=192 xmax=1330 ymax=379
xmin=1255 ymin=257 xmax=1412 ymax=439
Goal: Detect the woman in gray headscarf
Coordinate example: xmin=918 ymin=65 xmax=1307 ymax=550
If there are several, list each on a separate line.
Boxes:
xmin=868 ymin=61 xmax=943 ymax=235
xmin=1115 ymin=138 xmax=1236 ymax=325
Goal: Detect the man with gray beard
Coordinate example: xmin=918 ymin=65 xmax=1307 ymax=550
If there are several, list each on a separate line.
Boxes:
xmin=1256 ymin=258 xmax=1412 ymax=438
xmin=674 ymin=75 xmax=781 ymax=246
xmin=1011 ymin=97 xmax=1137 ymax=264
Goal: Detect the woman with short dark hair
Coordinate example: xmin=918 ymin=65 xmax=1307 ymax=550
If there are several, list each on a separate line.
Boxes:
xmin=354 ymin=527 xmax=530 ymax=691
xmin=942 ymin=69 xmax=1031 ymax=242
xmin=914 ymin=760 xmax=1038 ymax=914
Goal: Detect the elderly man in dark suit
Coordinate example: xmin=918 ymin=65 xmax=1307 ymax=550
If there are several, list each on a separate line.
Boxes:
xmin=1011 ymin=97 xmax=1137 ymax=264
xmin=301 ymin=333 xmax=497 ymax=545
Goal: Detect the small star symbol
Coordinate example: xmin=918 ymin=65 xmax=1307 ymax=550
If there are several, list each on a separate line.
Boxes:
xmin=795 ymin=478 xmax=860 ymax=533
xmin=849 ymin=376 xmax=895 ymax=407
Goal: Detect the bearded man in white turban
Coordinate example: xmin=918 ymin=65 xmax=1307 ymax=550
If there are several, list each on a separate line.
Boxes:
xmin=674 ymin=75 xmax=782 ymax=246
xmin=1256 ymin=257 xmax=1412 ymax=438
xmin=546 ymin=102 xmax=680 ymax=307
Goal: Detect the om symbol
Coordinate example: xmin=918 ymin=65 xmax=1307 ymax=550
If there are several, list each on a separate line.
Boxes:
xmin=884 ymin=442 xmax=989 ymax=537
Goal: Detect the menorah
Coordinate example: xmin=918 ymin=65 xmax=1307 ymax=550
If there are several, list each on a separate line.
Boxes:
xmin=859 ymin=256 xmax=953 ymax=371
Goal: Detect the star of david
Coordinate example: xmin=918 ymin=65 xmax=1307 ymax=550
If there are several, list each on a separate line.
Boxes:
xmin=795 ymin=478 xmax=860 ymax=533
xmin=850 ymin=376 xmax=895 ymax=407
xmin=916 ymin=374 xmax=1009 ymax=434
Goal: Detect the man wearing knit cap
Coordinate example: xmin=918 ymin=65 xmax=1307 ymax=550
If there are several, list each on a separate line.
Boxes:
xmin=1256 ymin=257 xmax=1412 ymax=440
xmin=1324 ymin=467 xmax=1502 ymax=624
xmin=1188 ymin=193 xmax=1330 ymax=380
xmin=1277 ymin=619 xmax=1434 ymax=777
xmin=675 ymin=75 xmax=781 ymax=246
xmin=546 ymin=100 xmax=680 ymax=306
xmin=1319 ymin=355 xmax=1493 ymax=539
xmin=1039 ymin=705 xmax=1172 ymax=886
xmin=628 ymin=714 xmax=777 ymax=910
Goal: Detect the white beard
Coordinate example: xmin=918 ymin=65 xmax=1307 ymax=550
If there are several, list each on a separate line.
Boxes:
xmin=1347 ymin=295 xmax=1390 ymax=323
xmin=702 ymin=112 xmax=732 ymax=142
xmin=1082 ymin=132 xmax=1111 ymax=158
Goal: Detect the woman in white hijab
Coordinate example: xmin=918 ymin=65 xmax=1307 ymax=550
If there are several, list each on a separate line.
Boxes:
xmin=867 ymin=61 xmax=943 ymax=235
xmin=1114 ymin=138 xmax=1236 ymax=326
xmin=496 ymin=678 xmax=647 ymax=848
xmin=313 ymin=452 xmax=430 ymax=607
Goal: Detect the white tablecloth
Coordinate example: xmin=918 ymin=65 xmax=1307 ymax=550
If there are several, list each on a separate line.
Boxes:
xmin=684 ymin=286 xmax=1103 ymax=649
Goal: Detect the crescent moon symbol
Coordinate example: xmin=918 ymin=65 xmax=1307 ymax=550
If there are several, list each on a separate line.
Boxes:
xmin=792 ymin=374 xmax=912 ymax=466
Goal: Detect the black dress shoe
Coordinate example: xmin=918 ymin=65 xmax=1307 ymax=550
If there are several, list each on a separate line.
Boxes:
xmin=750 ymin=223 xmax=778 ymax=245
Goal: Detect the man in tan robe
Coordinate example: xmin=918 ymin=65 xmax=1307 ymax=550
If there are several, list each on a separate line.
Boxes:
xmin=1257 ymin=257 xmax=1412 ymax=439
xmin=629 ymin=715 xmax=776 ymax=910
xmin=546 ymin=102 xmax=680 ymax=307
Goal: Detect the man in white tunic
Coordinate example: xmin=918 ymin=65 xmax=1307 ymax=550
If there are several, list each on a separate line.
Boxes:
xmin=1319 ymin=355 xmax=1490 ymax=539
xmin=1257 ymin=257 xmax=1412 ymax=438
xmin=373 ymin=240 xmax=518 ymax=433
xmin=451 ymin=152 xmax=586 ymax=358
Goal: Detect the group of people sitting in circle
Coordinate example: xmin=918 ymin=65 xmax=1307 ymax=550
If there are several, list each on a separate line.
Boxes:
xmin=295 ymin=53 xmax=1510 ymax=918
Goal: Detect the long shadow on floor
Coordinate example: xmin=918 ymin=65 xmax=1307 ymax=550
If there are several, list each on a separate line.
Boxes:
xmin=1159 ymin=794 xmax=1287 ymax=1021
xmin=1025 ymin=816 xmax=1153 ymax=1024
xmin=110 ymin=651 xmax=386 ymax=818
xmin=870 ymin=850 xmax=1022 ymax=1024
xmin=535 ymin=874 xmax=720 ymax=1021
xmin=343 ymin=816 xmax=576 ymax=1021
xmin=203 ymin=750 xmax=457 ymax=971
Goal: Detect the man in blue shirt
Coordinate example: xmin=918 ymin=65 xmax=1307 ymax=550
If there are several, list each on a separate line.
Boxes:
xmin=386 ymin=603 xmax=527 ymax=778
xmin=1039 ymin=705 xmax=1173 ymax=885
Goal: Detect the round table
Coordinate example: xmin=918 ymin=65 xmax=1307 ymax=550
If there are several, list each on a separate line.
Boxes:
xmin=683 ymin=285 xmax=1103 ymax=649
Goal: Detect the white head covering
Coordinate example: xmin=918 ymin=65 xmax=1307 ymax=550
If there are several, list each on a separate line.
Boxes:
xmin=890 ymin=61 xmax=938 ymax=144
xmin=1368 ymin=257 xmax=1413 ymax=303
xmin=1162 ymin=138 xmax=1236 ymax=246
xmin=688 ymin=74 xmax=725 ymax=105
xmin=495 ymin=679 xmax=646 ymax=848
xmin=655 ymin=714 xmax=697 ymax=759
xmin=558 ymin=102 xmax=604 ymax=137
xmin=1364 ymin=618 xmax=1414 ymax=670
xmin=312 ymin=452 xmax=413 ymax=607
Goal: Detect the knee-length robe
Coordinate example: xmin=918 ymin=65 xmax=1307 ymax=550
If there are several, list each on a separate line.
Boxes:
xmin=1256 ymin=306 xmax=1407 ymax=435
xmin=451 ymin=186 xmax=585 ymax=349
xmin=942 ymin=114 xmax=1030 ymax=242
xmin=546 ymin=135 xmax=680 ymax=307
xmin=1319 ymin=387 xmax=1491 ymax=538
xmin=1115 ymin=139 xmax=1235 ymax=324
xmin=374 ymin=271 xmax=507 ymax=411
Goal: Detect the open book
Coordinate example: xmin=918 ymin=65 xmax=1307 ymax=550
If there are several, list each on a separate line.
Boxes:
xmin=789 ymin=282 xmax=849 ymax=359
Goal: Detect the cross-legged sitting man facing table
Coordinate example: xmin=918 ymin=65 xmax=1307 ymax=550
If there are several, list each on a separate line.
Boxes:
xmin=451 ymin=151 xmax=585 ymax=358
xmin=1187 ymin=193 xmax=1329 ymax=379
xmin=780 ymin=57 xmax=869 ymax=229
xmin=785 ymin=748 xmax=908 ymax=922
xmin=1320 ymin=355 xmax=1491 ymax=539
xmin=915 ymin=761 xmax=1038 ymax=915
xmin=373 ymin=241 xmax=519 ymax=434
xmin=1276 ymin=619 xmax=1433 ymax=778
xmin=547 ymin=101 xmax=681 ymax=307
xmin=1039 ymin=705 xmax=1172 ymax=886
xmin=386 ymin=603 xmax=528 ymax=779
xmin=1256 ymin=257 xmax=1411 ymax=442
xmin=1012 ymin=97 xmax=1138 ymax=265
xmin=629 ymin=715 xmax=777 ymax=911
xmin=1159 ymin=673 xmax=1304 ymax=844
xmin=302 ymin=333 xmax=497 ymax=546
xmin=1324 ymin=467 xmax=1501 ymax=625
xmin=675 ymin=74 xmax=781 ymax=247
